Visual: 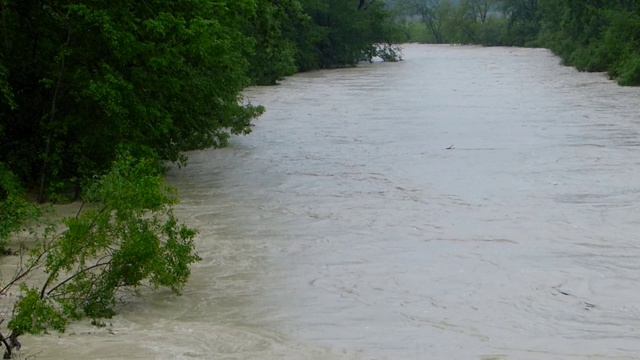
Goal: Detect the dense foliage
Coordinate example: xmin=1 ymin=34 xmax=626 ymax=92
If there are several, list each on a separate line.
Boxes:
xmin=0 ymin=164 xmax=42 ymax=251
xmin=395 ymin=0 xmax=640 ymax=85
xmin=0 ymin=0 xmax=401 ymax=200
xmin=245 ymin=0 xmax=305 ymax=85
xmin=395 ymin=0 xmax=506 ymax=45
xmin=0 ymin=154 xmax=200 ymax=358
xmin=537 ymin=0 xmax=640 ymax=85
xmin=0 ymin=0 xmax=265 ymax=202
xmin=297 ymin=0 xmax=403 ymax=69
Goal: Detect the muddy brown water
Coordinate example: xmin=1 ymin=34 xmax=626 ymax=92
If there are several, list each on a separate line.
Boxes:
xmin=23 ymin=44 xmax=640 ymax=359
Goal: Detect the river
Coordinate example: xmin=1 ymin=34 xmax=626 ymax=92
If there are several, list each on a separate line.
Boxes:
xmin=26 ymin=44 xmax=640 ymax=359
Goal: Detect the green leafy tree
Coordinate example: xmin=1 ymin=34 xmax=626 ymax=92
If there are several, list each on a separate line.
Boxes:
xmin=0 ymin=0 xmax=263 ymax=199
xmin=602 ymin=8 xmax=640 ymax=85
xmin=296 ymin=0 xmax=402 ymax=69
xmin=451 ymin=0 xmax=504 ymax=45
xmin=0 ymin=154 xmax=200 ymax=358
xmin=399 ymin=0 xmax=479 ymax=44
xmin=0 ymin=164 xmax=42 ymax=252
xmin=536 ymin=0 xmax=640 ymax=85
xmin=499 ymin=0 xmax=541 ymax=46
xmin=464 ymin=0 xmax=495 ymax=22
xmin=245 ymin=0 xmax=308 ymax=85
xmin=404 ymin=0 xmax=447 ymax=43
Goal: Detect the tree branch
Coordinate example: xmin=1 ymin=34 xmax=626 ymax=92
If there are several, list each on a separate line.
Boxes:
xmin=45 ymin=260 xmax=112 ymax=298
xmin=0 ymin=330 xmax=12 ymax=359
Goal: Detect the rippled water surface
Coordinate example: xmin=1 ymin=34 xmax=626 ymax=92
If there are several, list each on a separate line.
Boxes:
xmin=28 ymin=44 xmax=640 ymax=359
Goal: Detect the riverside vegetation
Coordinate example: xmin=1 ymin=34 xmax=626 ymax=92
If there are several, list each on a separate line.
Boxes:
xmin=0 ymin=0 xmax=401 ymax=357
xmin=392 ymin=0 xmax=640 ymax=85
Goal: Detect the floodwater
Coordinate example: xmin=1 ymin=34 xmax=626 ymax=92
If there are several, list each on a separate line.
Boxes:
xmin=26 ymin=44 xmax=640 ymax=359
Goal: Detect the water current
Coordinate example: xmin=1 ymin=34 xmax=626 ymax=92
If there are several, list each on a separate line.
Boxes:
xmin=27 ymin=44 xmax=640 ymax=359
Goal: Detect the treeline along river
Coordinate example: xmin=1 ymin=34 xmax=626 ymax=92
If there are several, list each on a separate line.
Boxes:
xmin=28 ymin=44 xmax=640 ymax=359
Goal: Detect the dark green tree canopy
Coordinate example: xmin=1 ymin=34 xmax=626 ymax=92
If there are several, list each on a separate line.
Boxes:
xmin=0 ymin=0 xmax=400 ymax=199
xmin=393 ymin=0 xmax=640 ymax=84
xmin=0 ymin=0 xmax=264 ymax=198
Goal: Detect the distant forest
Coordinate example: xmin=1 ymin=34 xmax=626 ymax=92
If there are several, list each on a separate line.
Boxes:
xmin=391 ymin=0 xmax=640 ymax=86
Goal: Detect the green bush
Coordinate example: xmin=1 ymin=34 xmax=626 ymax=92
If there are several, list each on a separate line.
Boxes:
xmin=1 ymin=153 xmax=199 ymax=358
xmin=0 ymin=164 xmax=41 ymax=252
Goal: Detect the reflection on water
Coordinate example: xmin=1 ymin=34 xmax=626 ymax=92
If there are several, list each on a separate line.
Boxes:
xmin=26 ymin=44 xmax=640 ymax=359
